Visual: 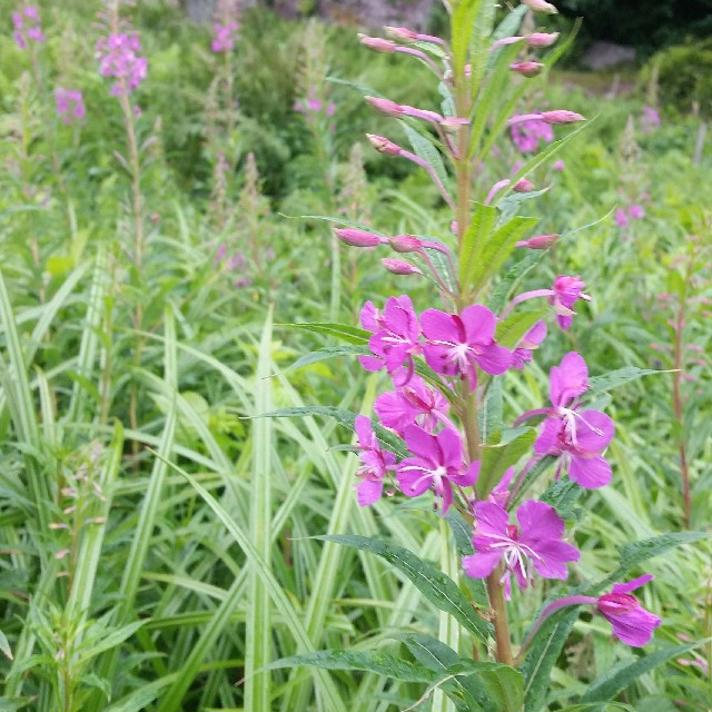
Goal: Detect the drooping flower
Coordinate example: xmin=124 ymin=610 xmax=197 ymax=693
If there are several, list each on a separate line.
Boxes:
xmin=421 ymin=305 xmax=512 ymax=390
xmin=54 ymin=88 xmax=86 ymax=124
xmin=529 ymin=352 xmax=615 ymax=488
xmin=12 ymin=5 xmax=44 ymax=49
xmin=549 ymin=275 xmax=590 ymax=330
xmin=211 ymin=21 xmax=239 ymax=53
xmin=354 ymin=415 xmax=396 ymax=507
xmin=96 ymin=32 xmax=148 ymax=96
xmin=512 ymin=320 xmax=547 ymax=368
xmin=374 ymin=375 xmax=450 ymax=435
xmin=510 ymin=117 xmax=554 ymax=153
xmin=359 ymin=295 xmax=422 ymax=385
xmin=396 ymin=426 xmax=479 ymax=513
xmin=463 ymin=499 xmax=579 ymax=599
xmin=596 ymin=574 xmax=661 ymax=646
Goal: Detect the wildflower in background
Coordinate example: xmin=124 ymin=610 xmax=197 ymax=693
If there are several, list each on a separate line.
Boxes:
xmin=396 ymin=426 xmax=478 ymax=513
xmin=549 ymin=275 xmax=590 ymax=330
xmin=615 ymin=203 xmax=646 ymax=229
xmin=530 ymin=352 xmax=615 ymax=488
xmin=421 ymin=305 xmax=512 ymax=390
xmin=641 ymin=106 xmax=661 ymax=131
xmin=55 ymin=88 xmax=86 ymax=124
xmin=553 ymin=159 xmax=565 ymax=172
xmin=510 ymin=117 xmax=554 ymax=153
xmin=463 ymin=499 xmax=579 ymax=599
xmin=96 ymin=33 xmax=148 ymax=96
xmin=12 ymin=5 xmax=44 ymax=49
xmin=615 ymin=208 xmax=629 ymax=228
xmin=294 ymin=95 xmax=336 ymax=116
xmin=629 ymin=203 xmax=645 ymax=219
xmin=359 ymin=295 xmax=422 ymax=385
xmin=354 ymin=416 xmax=396 ymax=506
xmin=512 ymin=320 xmax=547 ymax=368
xmin=211 ymin=20 xmax=238 ymax=53
xmin=375 ymin=376 xmax=451 ymax=435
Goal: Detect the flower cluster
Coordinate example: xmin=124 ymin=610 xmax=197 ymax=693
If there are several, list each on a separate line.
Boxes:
xmin=333 ymin=0 xmax=664 ymax=660
xmin=211 ymin=21 xmax=239 ymax=53
xmin=294 ymin=95 xmax=336 ymax=117
xmin=55 ymin=88 xmax=86 ymax=124
xmin=96 ymin=33 xmax=148 ymax=96
xmin=615 ymin=203 xmax=645 ymax=228
xmin=12 ymin=5 xmax=44 ymax=49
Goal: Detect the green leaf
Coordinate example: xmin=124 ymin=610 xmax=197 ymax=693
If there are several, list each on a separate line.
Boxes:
xmin=588 ymin=367 xmax=671 ymax=394
xmin=266 ymin=649 xmax=437 ymax=683
xmin=477 ymin=428 xmax=536 ymax=497
xmin=452 ymin=0 xmax=483 ymax=75
xmin=284 ymin=345 xmax=365 ymax=372
xmin=466 ymin=216 xmax=538 ymax=296
xmin=401 ymin=121 xmax=449 ymax=188
xmin=282 ymin=321 xmax=369 ymax=345
xmin=495 ymin=308 xmax=548 ymax=349
xmin=475 ymin=666 xmax=524 ymax=712
xmin=320 ymin=535 xmax=492 ymax=641
xmin=459 ymin=202 xmax=498 ymax=288
xmin=580 ymin=643 xmax=702 ymax=703
xmin=78 ymin=621 xmax=145 ymax=663
xmin=0 ymin=629 xmax=12 ymax=660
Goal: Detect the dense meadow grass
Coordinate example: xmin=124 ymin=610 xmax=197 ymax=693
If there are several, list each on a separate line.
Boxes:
xmin=0 ymin=1 xmax=710 ymax=711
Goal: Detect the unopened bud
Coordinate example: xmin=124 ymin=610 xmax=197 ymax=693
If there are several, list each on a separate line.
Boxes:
xmin=510 ymin=60 xmax=544 ymax=77
xmin=382 ymin=258 xmax=422 ymax=275
xmin=335 ymin=227 xmax=385 ymax=247
xmin=526 ymin=32 xmax=560 ymax=47
xmin=517 ymin=233 xmax=559 ymax=249
xmin=492 ymin=36 xmax=524 ymax=49
xmin=358 ymin=34 xmax=396 ymax=53
xmin=384 ymin=26 xmax=444 ymax=45
xmin=400 ymin=105 xmax=443 ymax=123
xmin=440 ymin=116 xmax=470 ymax=131
xmin=365 ymin=95 xmax=403 ymax=117
xmin=541 ymin=110 xmax=585 ymax=124
xmin=514 ymin=178 xmax=535 ymax=192
xmin=522 ymin=0 xmax=558 ymax=14
xmin=390 ymin=234 xmax=423 ymax=253
xmin=366 ymin=133 xmax=403 ymax=156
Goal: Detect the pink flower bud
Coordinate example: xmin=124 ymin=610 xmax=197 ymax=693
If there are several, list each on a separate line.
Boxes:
xmin=366 ymin=133 xmax=403 ymax=156
xmin=522 ymin=0 xmax=558 ymax=14
xmin=526 ymin=32 xmax=560 ymax=47
xmin=365 ymin=96 xmax=403 ymax=117
xmin=440 ymin=116 xmax=470 ymax=131
xmin=541 ymin=110 xmax=586 ymax=124
xmin=510 ymin=60 xmax=544 ymax=77
xmin=514 ymin=178 xmax=535 ymax=192
xmin=552 ymin=159 xmax=565 ymax=172
xmin=517 ymin=233 xmax=559 ymax=249
xmin=400 ymin=105 xmax=443 ymax=123
xmin=384 ymin=26 xmax=444 ymax=45
xmin=390 ymin=234 xmax=423 ymax=253
xmin=492 ymin=36 xmax=525 ymax=49
xmin=358 ymin=34 xmax=396 ymax=53
xmin=335 ymin=228 xmax=385 ymax=247
xmin=382 ymin=258 xmax=422 ymax=275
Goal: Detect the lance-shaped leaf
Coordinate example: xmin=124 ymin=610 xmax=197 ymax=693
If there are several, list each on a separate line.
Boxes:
xmin=281 ymin=322 xmax=369 ymax=345
xmin=588 ymin=367 xmax=671 ymax=394
xmin=477 ymin=427 xmax=536 ymax=497
xmin=320 ymin=535 xmax=492 ymax=641
xmin=495 ymin=308 xmax=548 ymax=349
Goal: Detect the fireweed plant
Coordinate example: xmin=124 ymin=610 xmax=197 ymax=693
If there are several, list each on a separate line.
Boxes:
xmin=283 ymin=1 xmax=706 ymax=708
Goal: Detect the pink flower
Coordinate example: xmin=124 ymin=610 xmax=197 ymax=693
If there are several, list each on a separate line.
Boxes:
xmin=96 ymin=33 xmax=148 ymax=96
xmin=532 ymin=352 xmax=615 ymax=489
xmin=517 ymin=233 xmax=558 ymax=250
xmin=354 ymin=416 xmax=396 ymax=506
xmin=641 ymin=106 xmax=661 ymax=131
xmin=549 ymin=275 xmax=590 ymax=330
xmin=54 ymin=88 xmax=86 ymax=124
xmin=510 ymin=60 xmax=544 ymax=77
xmin=374 ymin=375 xmax=450 ymax=435
xmin=359 ymin=35 xmax=397 ymax=53
xmin=512 ymin=320 xmax=547 ymax=368
xmin=382 ymin=258 xmax=422 ymax=276
xmin=334 ymin=227 xmax=386 ymax=248
xmin=421 ymin=305 xmax=512 ymax=390
xmin=614 ymin=208 xmax=629 ymax=228
xmin=211 ymin=21 xmax=239 ymax=53
xmin=366 ymin=96 xmax=442 ymax=124
xmin=12 ymin=6 xmax=44 ymax=49
xmin=366 ymin=133 xmax=403 ymax=156
xmin=526 ymin=32 xmax=560 ymax=47
xmin=463 ymin=499 xmax=579 ymax=599
xmin=359 ymin=296 xmax=422 ymax=385
xmin=396 ymin=426 xmax=479 ymax=513
xmin=510 ymin=118 xmax=554 ymax=153
xmin=540 ymin=110 xmax=585 ymax=125
xmin=596 ymin=574 xmax=661 ymax=646
xmin=629 ymin=203 xmax=645 ymax=220
xmin=552 ymin=159 xmax=565 ymax=172
xmin=523 ymin=0 xmax=559 ymax=13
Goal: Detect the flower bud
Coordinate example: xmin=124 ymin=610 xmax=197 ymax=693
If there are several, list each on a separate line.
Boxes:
xmin=365 ymin=95 xmax=403 ymax=117
xmin=492 ymin=35 xmax=524 ymax=49
xmin=384 ymin=26 xmax=444 ymax=45
xmin=514 ymin=178 xmax=535 ymax=192
xmin=526 ymin=32 xmax=560 ymax=47
xmin=335 ymin=227 xmax=385 ymax=247
xmin=553 ymin=159 xmax=565 ymax=172
xmin=440 ymin=116 xmax=470 ymax=131
xmin=366 ymin=133 xmax=403 ymax=156
xmin=510 ymin=60 xmax=544 ymax=77
xmin=541 ymin=110 xmax=585 ymax=124
xmin=400 ymin=105 xmax=443 ymax=123
xmin=517 ymin=233 xmax=559 ymax=249
xmin=522 ymin=0 xmax=558 ymax=14
xmin=358 ymin=34 xmax=396 ymax=53
xmin=382 ymin=258 xmax=422 ymax=275
xmin=390 ymin=234 xmax=423 ymax=253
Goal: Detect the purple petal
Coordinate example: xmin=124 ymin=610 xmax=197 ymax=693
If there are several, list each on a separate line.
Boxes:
xmin=460 ymin=304 xmax=496 ymax=344
xmin=534 ymin=416 xmax=562 ymax=455
xmin=549 ymin=351 xmax=589 ymax=407
xmin=403 ymin=425 xmax=438 ymax=463
xmin=612 ymin=574 xmax=654 ymax=595
xmin=421 ymin=308 xmax=456 ymax=341
xmin=463 ymin=551 xmax=502 ymax=579
xmin=357 ymin=478 xmax=383 ymax=507
xmin=451 ymin=459 xmax=480 ymax=488
xmin=396 ymin=459 xmax=433 ymax=497
xmin=436 ymin=428 xmax=463 ymax=468
xmin=354 ymin=415 xmax=373 ymax=448
xmin=573 ymin=410 xmax=615 ymax=452
xmin=569 ymin=454 xmax=612 ymax=488
xmin=516 ymin=499 xmax=564 ymax=541
xmin=604 ymin=606 xmax=662 ymax=647
xmin=473 ymin=500 xmax=509 ymax=535
xmin=530 ymin=540 xmax=580 ymax=579
xmin=476 ymin=342 xmax=513 ymax=375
